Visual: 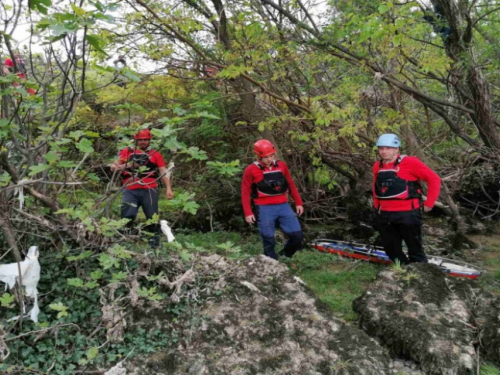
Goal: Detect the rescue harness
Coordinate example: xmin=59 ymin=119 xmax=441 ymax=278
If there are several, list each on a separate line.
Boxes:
xmin=374 ymin=155 xmax=422 ymax=200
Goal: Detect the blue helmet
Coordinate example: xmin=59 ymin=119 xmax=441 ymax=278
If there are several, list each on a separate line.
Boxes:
xmin=376 ymin=133 xmax=401 ymax=148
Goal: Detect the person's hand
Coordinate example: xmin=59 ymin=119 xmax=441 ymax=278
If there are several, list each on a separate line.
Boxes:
xmin=166 ymin=189 xmax=174 ymax=199
xmin=296 ymin=205 xmax=304 ymax=216
xmin=424 ymin=206 xmax=433 ymax=212
xmin=111 ymin=162 xmax=126 ymax=172
xmin=245 ymin=215 xmax=256 ymax=224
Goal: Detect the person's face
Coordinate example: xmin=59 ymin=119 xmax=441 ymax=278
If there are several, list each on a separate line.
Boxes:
xmin=259 ymin=154 xmax=275 ymax=167
xmin=378 ymin=147 xmax=399 ymax=163
xmin=137 ymin=138 xmax=150 ymax=150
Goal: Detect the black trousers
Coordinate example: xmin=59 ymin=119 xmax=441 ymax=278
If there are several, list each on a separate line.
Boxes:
xmin=121 ymin=188 xmax=160 ymax=247
xmin=377 ymin=209 xmax=427 ymax=264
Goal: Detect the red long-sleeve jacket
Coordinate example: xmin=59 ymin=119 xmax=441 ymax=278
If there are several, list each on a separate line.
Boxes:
xmin=373 ymin=155 xmax=441 ymax=211
xmin=241 ymin=161 xmax=303 ymax=217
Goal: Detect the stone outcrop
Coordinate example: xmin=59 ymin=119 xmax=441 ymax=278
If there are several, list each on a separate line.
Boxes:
xmin=353 ymin=263 xmax=500 ymax=375
xmin=128 ymin=255 xmax=391 ymax=374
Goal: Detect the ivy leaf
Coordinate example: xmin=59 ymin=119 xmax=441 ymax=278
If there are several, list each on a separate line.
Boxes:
xmin=76 ymin=138 xmax=94 ymax=153
xmin=67 ymin=278 xmax=85 ymax=288
xmin=49 ymin=302 xmax=69 ymax=318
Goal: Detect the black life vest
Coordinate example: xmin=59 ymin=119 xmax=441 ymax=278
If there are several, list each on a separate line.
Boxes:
xmin=123 ymin=148 xmax=159 ymax=180
xmin=251 ymin=161 xmax=289 ymax=198
xmin=375 ymin=156 xmax=422 ymax=200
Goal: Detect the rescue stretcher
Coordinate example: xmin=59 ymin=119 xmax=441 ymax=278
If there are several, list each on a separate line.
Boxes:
xmin=311 ymin=239 xmax=484 ymax=279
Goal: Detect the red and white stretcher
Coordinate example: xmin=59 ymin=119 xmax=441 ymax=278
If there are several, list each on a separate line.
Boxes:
xmin=311 ymin=239 xmax=483 ymax=279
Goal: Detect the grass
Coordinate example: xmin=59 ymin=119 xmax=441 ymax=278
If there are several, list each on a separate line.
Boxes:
xmin=481 ymin=363 xmax=500 ymax=375
xmin=469 ymin=235 xmax=500 ymax=296
xmin=289 ymin=250 xmax=382 ymax=321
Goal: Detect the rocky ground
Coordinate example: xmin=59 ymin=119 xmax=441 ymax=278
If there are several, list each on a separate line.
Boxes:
xmin=353 ymin=263 xmax=500 ymax=375
xmin=127 ymin=255 xmax=392 ymax=374
xmin=116 ymin=252 xmax=499 ymax=375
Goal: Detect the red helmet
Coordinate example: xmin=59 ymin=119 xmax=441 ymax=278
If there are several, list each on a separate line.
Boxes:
xmin=253 ymin=139 xmax=276 ymax=157
xmin=133 ymin=129 xmax=152 ymax=140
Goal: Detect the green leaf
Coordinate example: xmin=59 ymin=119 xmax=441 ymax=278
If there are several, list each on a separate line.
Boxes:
xmin=182 ymin=201 xmax=200 ymax=215
xmin=85 ymin=34 xmax=107 ymax=54
xmin=111 ymin=271 xmax=127 ymax=282
xmin=85 ymin=281 xmax=99 ymax=289
xmin=67 ymin=278 xmax=85 ymax=288
xmin=99 ymin=253 xmax=120 ymax=269
xmin=69 ymin=130 xmax=85 ymax=140
xmin=70 ymin=3 xmax=86 ymax=16
xmin=378 ymin=4 xmax=389 ymax=13
xmin=58 ymin=160 xmax=77 ymax=168
xmin=29 ymin=163 xmax=50 ymax=176
xmin=76 ymin=138 xmax=94 ymax=153
xmin=44 ymin=151 xmax=60 ymax=163
xmin=49 ymin=302 xmax=69 ymax=318
xmin=86 ymin=347 xmax=98 ymax=360
xmin=0 ymin=293 xmax=15 ymax=308
xmin=122 ymin=69 xmax=141 ymax=82
xmin=90 ymin=269 xmax=104 ymax=280
xmin=29 ymin=0 xmax=52 ymax=14
xmin=67 ymin=250 xmax=92 ymax=261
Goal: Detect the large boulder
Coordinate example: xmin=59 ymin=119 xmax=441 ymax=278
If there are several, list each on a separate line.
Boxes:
xmin=128 ymin=255 xmax=391 ymax=375
xmin=353 ymin=263 xmax=500 ymax=375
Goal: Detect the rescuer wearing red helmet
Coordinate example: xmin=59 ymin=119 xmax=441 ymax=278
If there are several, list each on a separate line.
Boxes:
xmin=110 ymin=129 xmax=174 ymax=247
xmin=241 ymin=139 xmax=304 ymax=259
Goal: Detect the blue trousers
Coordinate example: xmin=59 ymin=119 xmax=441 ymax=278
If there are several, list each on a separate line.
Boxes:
xmin=256 ymin=203 xmax=304 ymax=260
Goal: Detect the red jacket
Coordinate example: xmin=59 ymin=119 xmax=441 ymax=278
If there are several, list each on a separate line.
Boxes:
xmin=373 ymin=155 xmax=441 ymax=211
xmin=241 ymin=161 xmax=303 ymax=217
xmin=118 ymin=148 xmax=166 ymax=190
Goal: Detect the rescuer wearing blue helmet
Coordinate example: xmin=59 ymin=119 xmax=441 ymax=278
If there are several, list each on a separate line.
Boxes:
xmin=376 ymin=133 xmax=401 ymax=148
xmin=373 ymin=133 xmax=441 ymax=264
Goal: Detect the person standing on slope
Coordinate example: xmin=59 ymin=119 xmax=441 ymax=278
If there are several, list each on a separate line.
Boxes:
xmin=110 ymin=129 xmax=174 ymax=248
xmin=241 ymin=139 xmax=304 ymax=260
xmin=373 ymin=134 xmax=441 ymax=264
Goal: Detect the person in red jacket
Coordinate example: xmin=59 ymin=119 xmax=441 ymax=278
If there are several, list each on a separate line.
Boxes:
xmin=3 ymin=55 xmax=36 ymax=95
xmin=373 ymin=134 xmax=441 ymax=264
xmin=110 ymin=129 xmax=174 ymax=247
xmin=241 ymin=139 xmax=304 ymax=259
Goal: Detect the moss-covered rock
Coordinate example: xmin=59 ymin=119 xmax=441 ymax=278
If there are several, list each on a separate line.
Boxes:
xmin=353 ymin=263 xmax=500 ymax=374
xmin=128 ymin=255 xmax=391 ymax=374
